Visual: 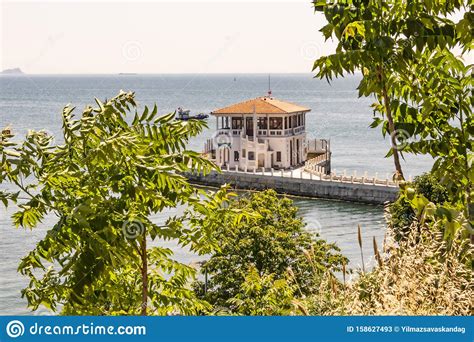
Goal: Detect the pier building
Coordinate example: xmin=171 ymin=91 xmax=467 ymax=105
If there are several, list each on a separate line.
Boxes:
xmin=204 ymin=95 xmax=330 ymax=171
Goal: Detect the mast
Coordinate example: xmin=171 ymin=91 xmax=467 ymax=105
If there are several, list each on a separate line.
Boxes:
xmin=267 ymin=74 xmax=272 ymax=97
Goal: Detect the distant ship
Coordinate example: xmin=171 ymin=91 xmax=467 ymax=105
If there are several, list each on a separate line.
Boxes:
xmin=176 ymin=108 xmax=209 ymax=121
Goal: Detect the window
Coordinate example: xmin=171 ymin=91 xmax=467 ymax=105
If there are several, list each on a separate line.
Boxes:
xmin=269 ymin=117 xmax=283 ymax=130
xmin=276 ymin=151 xmax=281 ymax=162
xmin=234 ymin=151 xmax=239 ymax=161
xmin=257 ymin=117 xmax=268 ymax=129
xmin=248 ymin=151 xmax=255 ymax=160
xmin=232 ymin=117 xmax=243 ymax=129
xmin=284 ymin=117 xmax=288 ymax=129
xmin=246 ymin=117 xmax=254 ymax=136
xmin=242 ymin=149 xmax=246 ymax=158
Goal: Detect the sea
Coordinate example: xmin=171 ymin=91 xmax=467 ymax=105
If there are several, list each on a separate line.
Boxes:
xmin=0 ymin=73 xmax=433 ymax=315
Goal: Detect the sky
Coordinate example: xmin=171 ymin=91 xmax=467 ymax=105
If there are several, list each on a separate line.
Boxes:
xmin=1 ymin=0 xmax=335 ymax=74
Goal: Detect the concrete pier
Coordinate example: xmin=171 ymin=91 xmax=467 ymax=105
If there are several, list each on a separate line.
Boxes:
xmin=185 ymin=169 xmax=399 ymax=205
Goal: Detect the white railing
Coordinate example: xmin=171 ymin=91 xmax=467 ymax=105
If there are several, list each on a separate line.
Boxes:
xmin=221 ymin=166 xmax=400 ymax=188
xmin=303 ymin=167 xmax=400 ymax=187
xmin=293 ymin=127 xmax=305 ymax=134
xmin=268 ymin=129 xmax=283 ymax=136
xmin=305 ymin=154 xmax=327 ymax=167
xmin=304 ymin=154 xmax=330 ymax=174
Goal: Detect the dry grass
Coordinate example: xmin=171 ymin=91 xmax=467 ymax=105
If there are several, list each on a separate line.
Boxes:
xmin=305 ymin=223 xmax=473 ymax=315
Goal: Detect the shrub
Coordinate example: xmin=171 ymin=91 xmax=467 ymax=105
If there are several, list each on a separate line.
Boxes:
xmin=389 ymin=172 xmax=448 ymax=240
xmin=193 ymin=189 xmax=346 ymax=314
xmin=413 ymin=173 xmax=449 ymax=204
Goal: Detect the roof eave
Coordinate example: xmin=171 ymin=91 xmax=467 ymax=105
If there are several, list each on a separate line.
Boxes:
xmin=211 ymin=109 xmax=311 ymax=115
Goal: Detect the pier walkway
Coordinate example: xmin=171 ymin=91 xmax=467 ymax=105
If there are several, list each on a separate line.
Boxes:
xmin=186 ymin=166 xmax=399 ymax=205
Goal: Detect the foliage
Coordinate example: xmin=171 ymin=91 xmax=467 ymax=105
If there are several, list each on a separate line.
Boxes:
xmin=412 ymin=172 xmax=449 ymax=204
xmin=390 ymin=176 xmax=472 ymax=248
xmin=310 ymin=1 xmax=473 ymax=313
xmin=312 ymin=0 xmax=473 ymax=239
xmin=306 ymin=223 xmax=473 ymax=315
xmin=226 ymin=266 xmax=297 ymax=316
xmin=399 ymin=49 xmax=473 ymax=217
xmin=193 ymin=189 xmax=346 ymax=314
xmin=389 ymin=172 xmax=448 ymax=240
xmin=387 ymin=46 xmax=474 ymax=238
xmin=399 ymin=184 xmax=473 ymax=247
xmin=388 ymin=196 xmax=415 ymax=238
xmin=0 ymin=91 xmax=241 ymax=315
xmin=312 ymin=0 xmax=472 ymax=176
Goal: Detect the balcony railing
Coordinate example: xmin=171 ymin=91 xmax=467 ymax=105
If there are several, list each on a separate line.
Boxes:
xmin=222 ymin=126 xmax=305 ymax=138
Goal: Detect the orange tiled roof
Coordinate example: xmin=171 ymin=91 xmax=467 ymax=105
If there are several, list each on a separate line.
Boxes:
xmin=211 ymin=97 xmax=310 ymax=115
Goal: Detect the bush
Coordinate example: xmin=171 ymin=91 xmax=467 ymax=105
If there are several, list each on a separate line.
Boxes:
xmin=389 ymin=172 xmax=448 ymax=240
xmin=193 ymin=189 xmax=346 ymax=314
xmin=225 ymin=266 xmax=296 ymax=316
xmin=413 ymin=173 xmax=449 ymax=204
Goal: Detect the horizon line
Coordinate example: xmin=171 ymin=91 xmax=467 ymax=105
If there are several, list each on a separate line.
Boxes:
xmin=0 ymin=71 xmax=362 ymax=76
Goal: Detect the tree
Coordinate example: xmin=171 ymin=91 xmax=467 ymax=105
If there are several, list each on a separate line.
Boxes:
xmin=313 ymin=0 xmax=473 ymax=240
xmin=0 ymin=91 xmax=239 ymax=315
xmin=312 ymin=0 xmax=471 ymax=180
xmin=394 ymin=49 xmax=473 ymax=234
xmin=194 ymin=190 xmax=346 ymax=313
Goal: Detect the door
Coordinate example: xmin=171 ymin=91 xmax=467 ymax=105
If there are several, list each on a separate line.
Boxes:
xmin=221 ymin=147 xmax=230 ymax=166
xmin=258 ymin=153 xmax=265 ymax=168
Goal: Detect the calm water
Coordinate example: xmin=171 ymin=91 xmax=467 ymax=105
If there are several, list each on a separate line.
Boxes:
xmin=0 ymin=74 xmax=432 ymax=314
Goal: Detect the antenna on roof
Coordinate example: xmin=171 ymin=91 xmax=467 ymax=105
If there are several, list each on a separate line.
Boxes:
xmin=267 ymin=74 xmax=272 ymax=97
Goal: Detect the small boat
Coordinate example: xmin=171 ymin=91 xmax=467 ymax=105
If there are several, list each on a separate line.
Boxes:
xmin=176 ymin=108 xmax=208 ymax=121
xmin=194 ymin=113 xmax=209 ymax=120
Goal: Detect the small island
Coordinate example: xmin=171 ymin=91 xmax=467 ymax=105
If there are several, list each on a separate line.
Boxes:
xmin=1 ymin=67 xmax=24 ymax=75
